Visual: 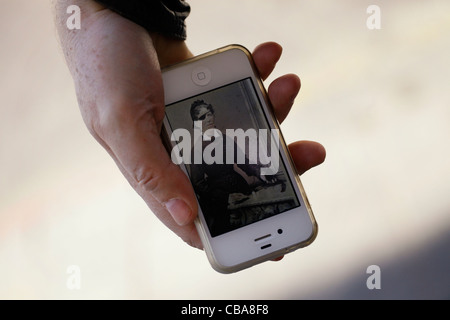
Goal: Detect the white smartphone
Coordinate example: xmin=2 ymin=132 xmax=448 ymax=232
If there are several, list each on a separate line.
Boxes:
xmin=161 ymin=45 xmax=317 ymax=273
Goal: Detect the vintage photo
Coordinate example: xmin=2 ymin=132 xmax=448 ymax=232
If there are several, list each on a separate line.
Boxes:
xmin=165 ymin=78 xmax=300 ymax=236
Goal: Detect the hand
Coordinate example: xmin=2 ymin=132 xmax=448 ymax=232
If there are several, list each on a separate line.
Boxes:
xmin=55 ymin=2 xmax=326 ymax=251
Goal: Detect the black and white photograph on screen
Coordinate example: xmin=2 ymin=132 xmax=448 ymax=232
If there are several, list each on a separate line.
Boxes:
xmin=165 ymin=78 xmax=300 ymax=236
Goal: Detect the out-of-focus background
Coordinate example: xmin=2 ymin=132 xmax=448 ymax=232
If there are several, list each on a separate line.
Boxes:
xmin=1 ymin=0 xmax=449 ymax=299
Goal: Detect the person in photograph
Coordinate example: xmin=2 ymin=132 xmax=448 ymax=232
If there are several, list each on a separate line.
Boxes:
xmin=188 ymin=99 xmax=279 ymax=236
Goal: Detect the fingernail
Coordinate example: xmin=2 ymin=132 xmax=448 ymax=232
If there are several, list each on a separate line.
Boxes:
xmin=165 ymin=199 xmax=192 ymax=226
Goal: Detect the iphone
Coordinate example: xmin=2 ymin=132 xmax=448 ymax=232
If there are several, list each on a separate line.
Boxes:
xmin=161 ymin=45 xmax=317 ymax=273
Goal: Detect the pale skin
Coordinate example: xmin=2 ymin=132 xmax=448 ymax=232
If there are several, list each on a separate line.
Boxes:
xmin=53 ymin=0 xmax=326 ymax=256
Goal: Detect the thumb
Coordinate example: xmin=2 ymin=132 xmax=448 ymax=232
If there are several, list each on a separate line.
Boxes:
xmin=100 ymin=112 xmax=198 ymax=227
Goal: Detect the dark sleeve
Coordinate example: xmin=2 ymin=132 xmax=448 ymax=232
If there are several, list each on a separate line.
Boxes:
xmin=94 ymin=0 xmax=190 ymax=40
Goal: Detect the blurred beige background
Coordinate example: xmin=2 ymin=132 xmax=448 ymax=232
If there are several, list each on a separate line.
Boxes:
xmin=0 ymin=0 xmax=449 ymax=299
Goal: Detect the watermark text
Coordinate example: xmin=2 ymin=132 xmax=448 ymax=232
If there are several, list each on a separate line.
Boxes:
xmin=171 ymin=121 xmax=280 ymax=175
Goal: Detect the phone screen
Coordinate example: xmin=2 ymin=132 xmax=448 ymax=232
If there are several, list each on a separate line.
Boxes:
xmin=165 ymin=77 xmax=300 ymax=237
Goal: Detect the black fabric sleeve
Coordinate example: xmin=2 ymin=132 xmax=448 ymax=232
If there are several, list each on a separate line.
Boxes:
xmin=94 ymin=0 xmax=190 ymax=40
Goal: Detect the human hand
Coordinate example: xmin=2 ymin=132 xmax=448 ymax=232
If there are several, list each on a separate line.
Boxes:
xmin=55 ymin=2 xmax=325 ymax=251
xmin=55 ymin=1 xmax=204 ymax=247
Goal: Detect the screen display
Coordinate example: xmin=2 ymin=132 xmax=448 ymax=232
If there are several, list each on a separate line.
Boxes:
xmin=165 ymin=78 xmax=300 ymax=237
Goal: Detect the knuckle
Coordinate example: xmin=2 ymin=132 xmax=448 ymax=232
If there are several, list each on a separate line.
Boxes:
xmin=134 ymin=167 xmax=160 ymax=194
xmin=132 ymin=161 xmax=170 ymax=196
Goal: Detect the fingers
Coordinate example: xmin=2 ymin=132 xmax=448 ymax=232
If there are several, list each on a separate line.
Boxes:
xmin=272 ymin=256 xmax=284 ymax=262
xmin=288 ymin=141 xmax=326 ymax=175
xmin=268 ymin=74 xmax=301 ymax=124
xmin=253 ymin=43 xmax=326 ymax=175
xmin=252 ymin=42 xmax=283 ymax=80
xmin=252 ymin=42 xmax=301 ymax=124
xmin=105 ymin=115 xmax=198 ymax=220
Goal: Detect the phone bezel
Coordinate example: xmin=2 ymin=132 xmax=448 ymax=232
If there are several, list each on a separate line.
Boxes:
xmin=162 ymin=45 xmax=317 ymax=273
